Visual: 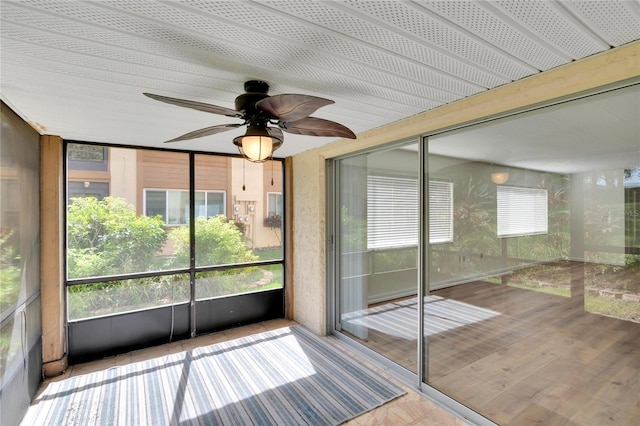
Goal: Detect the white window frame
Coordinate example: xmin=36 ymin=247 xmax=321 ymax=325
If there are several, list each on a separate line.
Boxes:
xmin=197 ymin=191 xmax=226 ymax=218
xmin=366 ymin=176 xmax=453 ymax=250
xmin=497 ymin=185 xmax=548 ymax=238
xmin=143 ymin=189 xmax=226 ymax=225
xmin=267 ymin=192 xmax=283 ymax=217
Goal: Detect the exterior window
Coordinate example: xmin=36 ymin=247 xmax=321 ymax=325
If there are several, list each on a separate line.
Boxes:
xmin=67 ymin=144 xmax=108 ymax=171
xmin=145 ymin=190 xmax=167 ymax=222
xmin=367 ymin=175 xmax=453 ymax=249
xmin=144 ymin=189 xmax=226 ymax=225
xmin=267 ymin=192 xmax=283 ymax=216
xmin=205 ymin=191 xmax=225 ymax=217
xmin=497 ymin=186 xmax=548 ymax=237
xmin=167 ymin=190 xmax=189 ymax=224
xmin=265 ymin=192 xmax=283 ymax=228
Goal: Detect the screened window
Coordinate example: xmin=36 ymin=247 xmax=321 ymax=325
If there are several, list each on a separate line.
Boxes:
xmin=144 ymin=189 xmax=225 ymax=225
xmin=367 ymin=176 xmax=453 ymax=249
xmin=497 ymin=186 xmax=548 ymax=237
xmin=65 ymin=144 xmax=285 ymax=330
xmin=66 ymin=147 xmax=191 ymax=290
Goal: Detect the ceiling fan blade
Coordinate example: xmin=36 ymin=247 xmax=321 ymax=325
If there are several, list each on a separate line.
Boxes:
xmin=267 ymin=127 xmax=284 ymax=141
xmin=256 ymin=94 xmax=334 ymax=121
xmin=144 ymin=93 xmax=241 ymax=118
xmin=164 ymin=123 xmax=241 ymax=143
xmin=281 ymin=117 xmax=356 ymax=139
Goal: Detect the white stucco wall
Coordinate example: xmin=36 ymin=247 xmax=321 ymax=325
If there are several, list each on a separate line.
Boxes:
xmin=110 ymin=148 xmax=137 ymax=206
xmin=291 ymin=151 xmax=327 ymax=335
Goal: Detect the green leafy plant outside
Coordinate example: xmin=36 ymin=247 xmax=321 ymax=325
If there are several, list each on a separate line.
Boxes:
xmin=67 ymin=196 xmax=166 ymax=278
xmin=0 ymin=232 xmax=21 ymax=314
xmin=0 ymin=232 xmax=21 ymax=372
xmin=66 ymin=198 xmax=279 ymax=320
xmin=169 ymin=216 xmax=257 ymax=267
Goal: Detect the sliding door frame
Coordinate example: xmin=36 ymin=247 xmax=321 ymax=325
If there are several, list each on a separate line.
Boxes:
xmin=326 ymin=139 xmax=498 ymax=426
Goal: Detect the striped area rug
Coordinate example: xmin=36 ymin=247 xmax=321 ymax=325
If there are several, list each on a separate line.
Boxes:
xmin=23 ymin=326 xmax=405 ymax=425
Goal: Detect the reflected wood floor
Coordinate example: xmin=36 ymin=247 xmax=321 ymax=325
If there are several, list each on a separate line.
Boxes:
xmin=349 ymin=271 xmax=640 ymax=425
xmin=33 ymin=319 xmax=467 ymax=426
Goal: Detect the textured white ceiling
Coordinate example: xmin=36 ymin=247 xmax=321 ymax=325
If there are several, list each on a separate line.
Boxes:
xmin=1 ymin=0 xmax=639 ymax=158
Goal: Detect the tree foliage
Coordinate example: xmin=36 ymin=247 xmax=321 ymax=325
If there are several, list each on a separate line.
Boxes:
xmin=170 ymin=216 xmax=257 ymax=267
xmin=67 ymin=197 xmax=166 ymax=278
xmin=66 ymin=198 xmax=265 ymax=318
xmin=0 ymin=231 xmax=21 ymax=312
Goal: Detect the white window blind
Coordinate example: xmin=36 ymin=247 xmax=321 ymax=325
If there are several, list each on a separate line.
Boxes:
xmin=429 ymin=180 xmax=454 ymax=244
xmin=497 ymin=186 xmax=548 ymax=237
xmin=366 ymin=176 xmax=453 ymax=249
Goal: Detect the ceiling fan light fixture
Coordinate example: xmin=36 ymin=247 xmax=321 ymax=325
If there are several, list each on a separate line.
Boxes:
xmin=238 ymin=135 xmax=273 ymax=162
xmin=233 ymin=126 xmax=282 ymax=162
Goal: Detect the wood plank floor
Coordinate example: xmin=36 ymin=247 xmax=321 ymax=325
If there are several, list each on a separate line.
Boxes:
xmin=344 ymin=264 xmax=640 ymax=425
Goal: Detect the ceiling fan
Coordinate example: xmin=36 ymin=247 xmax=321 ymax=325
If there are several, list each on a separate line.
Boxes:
xmin=144 ymin=80 xmax=356 ymax=162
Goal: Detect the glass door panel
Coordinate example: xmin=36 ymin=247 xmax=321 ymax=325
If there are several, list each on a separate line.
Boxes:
xmin=423 ymin=85 xmax=640 ymax=425
xmin=336 ymin=143 xmax=419 ymax=373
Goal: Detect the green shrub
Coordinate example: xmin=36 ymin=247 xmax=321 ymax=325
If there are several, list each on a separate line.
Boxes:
xmin=0 ymin=232 xmax=21 ymax=313
xmin=66 ymin=203 xmax=265 ymax=318
xmin=170 ymin=216 xmax=257 ymax=267
xmin=67 ymin=275 xmax=190 ymax=320
xmin=67 ymin=196 xmax=167 ymax=278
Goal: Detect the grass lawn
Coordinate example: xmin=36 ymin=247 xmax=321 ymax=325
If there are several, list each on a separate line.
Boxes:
xmin=255 ymin=248 xmax=283 ymax=261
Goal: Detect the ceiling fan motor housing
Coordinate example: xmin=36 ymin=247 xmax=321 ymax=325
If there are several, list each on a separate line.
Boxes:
xmin=235 ymin=80 xmax=271 ymax=120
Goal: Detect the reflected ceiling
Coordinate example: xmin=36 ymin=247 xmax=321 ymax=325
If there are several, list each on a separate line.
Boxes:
xmin=1 ymin=1 xmax=639 ymax=157
xmin=429 ymin=84 xmax=640 ymax=174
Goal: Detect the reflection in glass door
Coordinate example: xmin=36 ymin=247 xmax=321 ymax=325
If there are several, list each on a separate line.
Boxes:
xmin=333 ymin=85 xmax=639 ymax=425
xmin=423 ymin=85 xmax=640 ymax=425
xmin=335 ymin=142 xmax=420 ymax=373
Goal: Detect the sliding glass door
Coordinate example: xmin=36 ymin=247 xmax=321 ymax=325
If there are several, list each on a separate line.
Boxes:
xmin=334 ymin=142 xmax=420 ymax=373
xmin=422 ymin=84 xmax=640 ymax=424
xmin=332 ymin=83 xmax=640 ymax=425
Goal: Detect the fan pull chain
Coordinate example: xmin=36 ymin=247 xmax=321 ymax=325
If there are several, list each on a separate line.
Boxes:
xmin=242 ymin=160 xmax=246 ymax=191
xmin=271 ymin=159 xmax=274 ymax=186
